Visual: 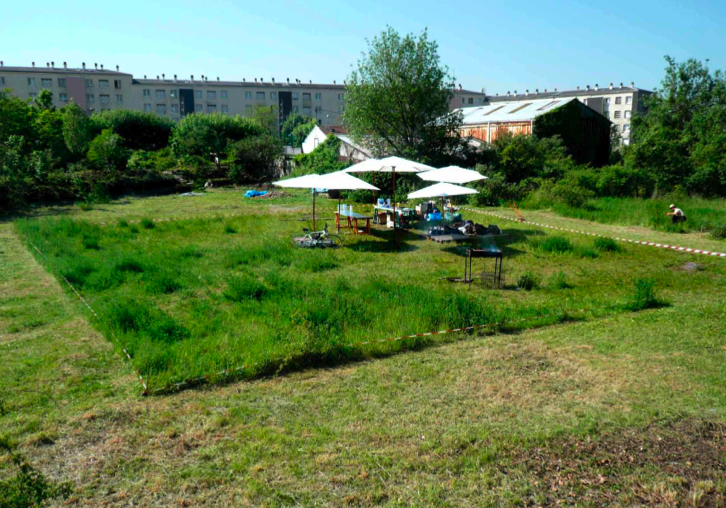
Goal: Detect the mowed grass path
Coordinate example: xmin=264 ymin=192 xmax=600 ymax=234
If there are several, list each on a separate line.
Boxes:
xmin=1 ymin=191 xmax=725 ymax=506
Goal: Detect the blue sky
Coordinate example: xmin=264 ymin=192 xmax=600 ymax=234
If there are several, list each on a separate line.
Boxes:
xmin=2 ymin=0 xmax=724 ymax=93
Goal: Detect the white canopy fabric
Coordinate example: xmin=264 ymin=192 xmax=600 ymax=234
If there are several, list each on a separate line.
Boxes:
xmin=418 ymin=166 xmax=488 ymax=185
xmin=408 ymin=182 xmax=478 ymax=199
xmin=272 ymin=173 xmax=323 ymax=189
xmin=345 ymin=156 xmax=435 ymax=173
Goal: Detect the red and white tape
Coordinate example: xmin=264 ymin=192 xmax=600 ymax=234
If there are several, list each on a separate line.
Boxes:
xmin=465 ymin=208 xmax=726 ymax=258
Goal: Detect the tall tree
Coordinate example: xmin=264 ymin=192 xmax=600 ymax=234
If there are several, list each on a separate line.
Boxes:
xmin=62 ymin=102 xmax=92 ymax=157
xmin=342 ymin=27 xmax=464 ymax=163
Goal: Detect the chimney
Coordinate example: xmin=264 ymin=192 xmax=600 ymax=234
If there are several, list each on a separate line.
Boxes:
xmin=631 ymin=81 xmax=635 ymax=87
xmin=144 ymin=75 xmax=147 ymax=79
xmin=32 ymin=61 xmax=35 ymax=67
xmin=609 ymin=82 xmax=613 ymax=90
xmin=46 ymin=62 xmax=49 ymax=68
xmin=344 ymin=79 xmax=347 ymax=85
xmin=525 ymin=89 xmax=529 ymax=95
xmin=554 ymin=88 xmax=557 ymax=92
xmin=586 ymin=84 xmax=590 ymax=90
xmin=594 ymin=83 xmax=599 ymax=91
xmin=156 ymin=75 xmax=159 ymax=80
xmin=242 ymin=78 xmax=245 ymax=82
xmin=94 ymin=63 xmax=97 ymax=69
xmin=191 ymin=75 xmax=194 ymax=80
xmin=287 ymin=78 xmax=290 ymax=84
xmin=333 ymin=80 xmax=336 ymax=84
xmin=544 ymin=89 xmax=547 ymax=93
xmin=261 ymin=77 xmax=264 ymax=83
xmin=216 ymin=77 xmax=219 ymax=81
xmin=496 ymin=93 xmax=499 ymax=96
xmin=162 ymin=73 xmax=165 ymax=80
xmin=254 ymin=78 xmax=257 ymax=82
xmin=82 ymin=62 xmax=86 ymax=69
xmin=51 ymin=61 xmax=55 ymax=68
xmin=1 ymin=61 xmax=3 ymax=67
xmin=174 ymin=74 xmax=177 ymax=81
xmin=619 ymin=82 xmax=623 ymax=88
xmin=63 ymin=62 xmax=67 ymax=68
xmin=100 ymin=64 xmax=103 ymax=70
xmin=458 ymin=83 xmax=462 ymax=90
xmin=116 ymin=65 xmax=119 ymax=71
xmin=272 ymin=77 xmax=275 ymax=83
xmin=514 ymin=90 xmax=517 ymax=95
xmin=576 ymin=86 xmax=579 ymax=90
xmin=309 ymin=80 xmax=312 ymax=84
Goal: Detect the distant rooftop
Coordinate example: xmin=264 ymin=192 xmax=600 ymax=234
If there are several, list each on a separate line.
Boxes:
xmin=456 ymin=97 xmax=580 ymax=124
xmin=0 ymin=64 xmax=130 ymax=76
xmin=487 ymin=84 xmax=651 ymax=102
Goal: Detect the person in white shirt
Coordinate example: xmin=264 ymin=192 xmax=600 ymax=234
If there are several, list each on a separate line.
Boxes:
xmin=666 ymin=204 xmax=686 ymax=224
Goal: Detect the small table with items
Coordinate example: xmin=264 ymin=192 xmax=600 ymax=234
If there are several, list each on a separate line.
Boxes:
xmin=335 ymin=210 xmax=373 ymax=235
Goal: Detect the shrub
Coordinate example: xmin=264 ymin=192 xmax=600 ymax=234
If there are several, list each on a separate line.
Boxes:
xmin=291 ymin=135 xmax=348 ymax=176
xmin=90 ymin=109 xmax=174 ymax=151
xmin=87 ymin=129 xmax=129 ymax=172
xmin=625 ymin=278 xmax=665 ymax=311
xmin=224 ymin=224 xmax=237 ymax=234
xmin=594 ymin=237 xmax=621 ymax=252
xmin=711 ymin=224 xmax=726 ymax=240
xmin=223 ymin=275 xmax=268 ymax=302
xmin=537 ymin=236 xmax=573 ymax=253
xmin=140 ymin=218 xmax=155 ymax=229
xmin=227 ymin=134 xmax=282 ymax=183
xmin=517 ymin=271 xmax=540 ymax=291
xmin=117 ymin=219 xmax=129 ymax=228
xmin=578 ymin=248 xmax=599 ymax=259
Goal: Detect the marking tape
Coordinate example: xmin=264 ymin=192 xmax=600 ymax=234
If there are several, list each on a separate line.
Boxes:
xmin=464 ymin=208 xmax=726 ymax=258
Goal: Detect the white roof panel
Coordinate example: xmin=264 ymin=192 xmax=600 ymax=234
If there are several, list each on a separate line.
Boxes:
xmin=457 ymin=97 xmax=577 ymax=125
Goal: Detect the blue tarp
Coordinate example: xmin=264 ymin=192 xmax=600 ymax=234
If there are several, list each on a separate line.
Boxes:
xmin=244 ymin=190 xmax=268 ymax=198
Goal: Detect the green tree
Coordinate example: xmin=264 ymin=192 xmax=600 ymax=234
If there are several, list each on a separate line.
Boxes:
xmin=89 ymin=109 xmax=174 ymax=151
xmin=87 ymin=129 xmax=128 ymax=172
xmin=62 ymin=102 xmax=92 ymax=157
xmin=170 ymin=113 xmax=264 ymax=171
xmin=281 ymin=113 xmax=316 ymax=147
xmin=250 ymin=105 xmax=279 ymax=136
xmin=627 ymin=56 xmax=726 ymax=196
xmin=0 ymin=91 xmax=35 ymax=147
xmin=227 ymin=134 xmax=283 ymax=183
xmin=34 ymin=89 xmax=54 ymax=110
xmin=291 ymin=120 xmax=317 ymax=148
xmin=342 ymin=27 xmax=463 ymax=162
xmin=291 ymin=135 xmax=348 ymax=176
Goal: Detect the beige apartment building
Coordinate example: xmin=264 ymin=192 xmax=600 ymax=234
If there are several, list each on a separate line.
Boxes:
xmin=486 ymin=83 xmax=651 ymax=144
xmin=0 ymin=62 xmax=487 ymax=128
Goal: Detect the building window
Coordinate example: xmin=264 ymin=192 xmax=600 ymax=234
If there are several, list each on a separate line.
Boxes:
xmin=114 ymin=80 xmax=122 ymax=89
xmin=270 ymin=91 xmax=277 ymax=100
xmin=170 ymin=90 xmax=177 ymax=98
xmin=171 ymin=103 xmax=179 ymax=113
xmin=245 ymin=91 xmax=252 ymax=99
xmin=292 ymin=92 xmax=298 ymax=100
xmin=476 ymin=98 xmax=483 ymax=105
xmin=303 ymin=92 xmax=311 ymax=101
xmin=0 ymin=77 xmax=4 ymax=85
xmin=58 ymin=78 xmax=66 ymax=87
xmin=221 ymin=91 xmax=228 ymax=99
xmin=87 ymin=94 xmax=95 ymax=103
xmin=614 ymin=111 xmax=621 ymax=119
xmin=116 ymin=94 xmax=123 ymax=103
xmin=315 ymin=106 xmax=322 ymax=114
xmin=194 ymin=90 xmax=202 ymax=99
xmin=86 ymin=79 xmax=93 ymax=87
xmin=338 ymin=94 xmax=344 ymax=101
xmin=256 ymin=91 xmax=265 ymax=100
xmin=100 ymin=94 xmax=110 ymax=104
xmin=144 ymin=103 xmax=152 ymax=112
xmin=195 ymin=104 xmax=202 ymax=113
xmin=141 ymin=89 xmax=149 ymax=97
xmin=99 ymin=80 xmax=109 ymax=89
xmin=221 ymin=105 xmax=229 ymax=113
xmin=207 ymin=104 xmax=216 ymax=113
xmin=624 ymin=111 xmax=631 ymax=118
xmin=315 ymin=92 xmax=322 ymax=101
xmin=626 ymin=96 xmax=632 ymax=104
xmin=156 ymin=104 xmax=166 ymax=114
xmin=468 ymin=97 xmax=474 ymax=105
xmin=461 ymin=97 xmax=465 ymax=104
xmin=303 ymin=106 xmax=311 ymax=115
xmin=156 ymin=90 xmax=165 ymax=99
xmin=623 ymin=124 xmax=630 ymax=132
xmin=615 ymin=96 xmax=622 ymax=105
xmin=29 ymin=92 xmax=37 ymax=99
xmin=207 ymin=91 xmax=216 ymax=100
xmin=293 ymin=106 xmax=299 ymax=113
xmin=59 ymin=93 xmax=68 ymax=102
xmin=27 ymin=78 xmax=36 ymax=86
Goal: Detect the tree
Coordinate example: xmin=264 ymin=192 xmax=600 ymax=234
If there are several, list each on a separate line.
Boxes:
xmin=87 ymin=129 xmax=127 ymax=172
xmin=626 ymin=56 xmax=726 ymax=196
xmin=227 ymin=134 xmax=283 ymax=183
xmin=250 ymin=105 xmax=279 ymax=137
xmin=291 ymin=135 xmax=348 ymax=176
xmin=170 ymin=113 xmax=264 ymax=171
xmin=89 ymin=109 xmax=174 ymax=151
xmin=342 ymin=27 xmax=462 ymax=162
xmin=0 ymin=92 xmax=35 ymax=147
xmin=62 ymin=102 xmax=92 ymax=157
xmin=281 ymin=113 xmax=316 ymax=147
xmin=34 ymin=89 xmax=54 ymax=110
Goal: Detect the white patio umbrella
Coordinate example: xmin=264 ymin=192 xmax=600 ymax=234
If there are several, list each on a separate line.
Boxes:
xmin=345 ymin=156 xmax=435 ymax=240
xmin=273 ymin=172 xmax=379 ymax=231
xmin=418 ymin=166 xmax=488 ymax=185
xmin=408 ymin=182 xmax=478 ymax=219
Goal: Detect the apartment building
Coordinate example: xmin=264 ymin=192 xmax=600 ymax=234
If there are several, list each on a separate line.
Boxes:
xmin=0 ymin=62 xmax=486 ymax=128
xmin=486 ymin=83 xmax=651 ymax=144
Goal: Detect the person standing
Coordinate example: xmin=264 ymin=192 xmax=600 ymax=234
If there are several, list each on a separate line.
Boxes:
xmin=666 ymin=204 xmax=687 ymax=224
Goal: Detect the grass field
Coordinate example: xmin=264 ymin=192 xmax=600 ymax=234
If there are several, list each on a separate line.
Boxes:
xmin=519 ymin=196 xmax=726 ymax=235
xmin=2 ymin=188 xmax=726 ymax=506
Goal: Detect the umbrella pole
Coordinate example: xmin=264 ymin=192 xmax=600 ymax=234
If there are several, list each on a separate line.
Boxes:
xmin=392 ymin=168 xmax=397 ymax=244
xmin=313 ymin=190 xmax=316 ymax=231
xmin=337 ymin=194 xmax=341 ymax=232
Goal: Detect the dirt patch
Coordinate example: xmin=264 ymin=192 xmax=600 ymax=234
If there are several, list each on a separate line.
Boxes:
xmin=514 ymin=418 xmax=726 ymax=506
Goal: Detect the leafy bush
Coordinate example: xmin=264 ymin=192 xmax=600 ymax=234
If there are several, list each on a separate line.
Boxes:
xmin=140 ymin=218 xmax=155 ymax=229
xmin=625 ymin=278 xmax=665 ymax=311
xmin=291 ymin=135 xmax=348 ymax=176
xmin=90 ymin=109 xmax=174 ymax=151
xmin=594 ymin=237 xmax=621 ymax=252
xmin=87 ymin=129 xmax=128 ymax=172
xmin=711 ymin=224 xmax=726 ymax=239
xmin=126 ymin=147 xmax=176 ymax=174
xmin=227 ymin=134 xmax=282 ymax=183
xmin=517 ymin=271 xmax=540 ymax=290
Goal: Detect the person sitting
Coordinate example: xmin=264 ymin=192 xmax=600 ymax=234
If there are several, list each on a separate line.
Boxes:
xmin=666 ymin=204 xmax=687 ymax=224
